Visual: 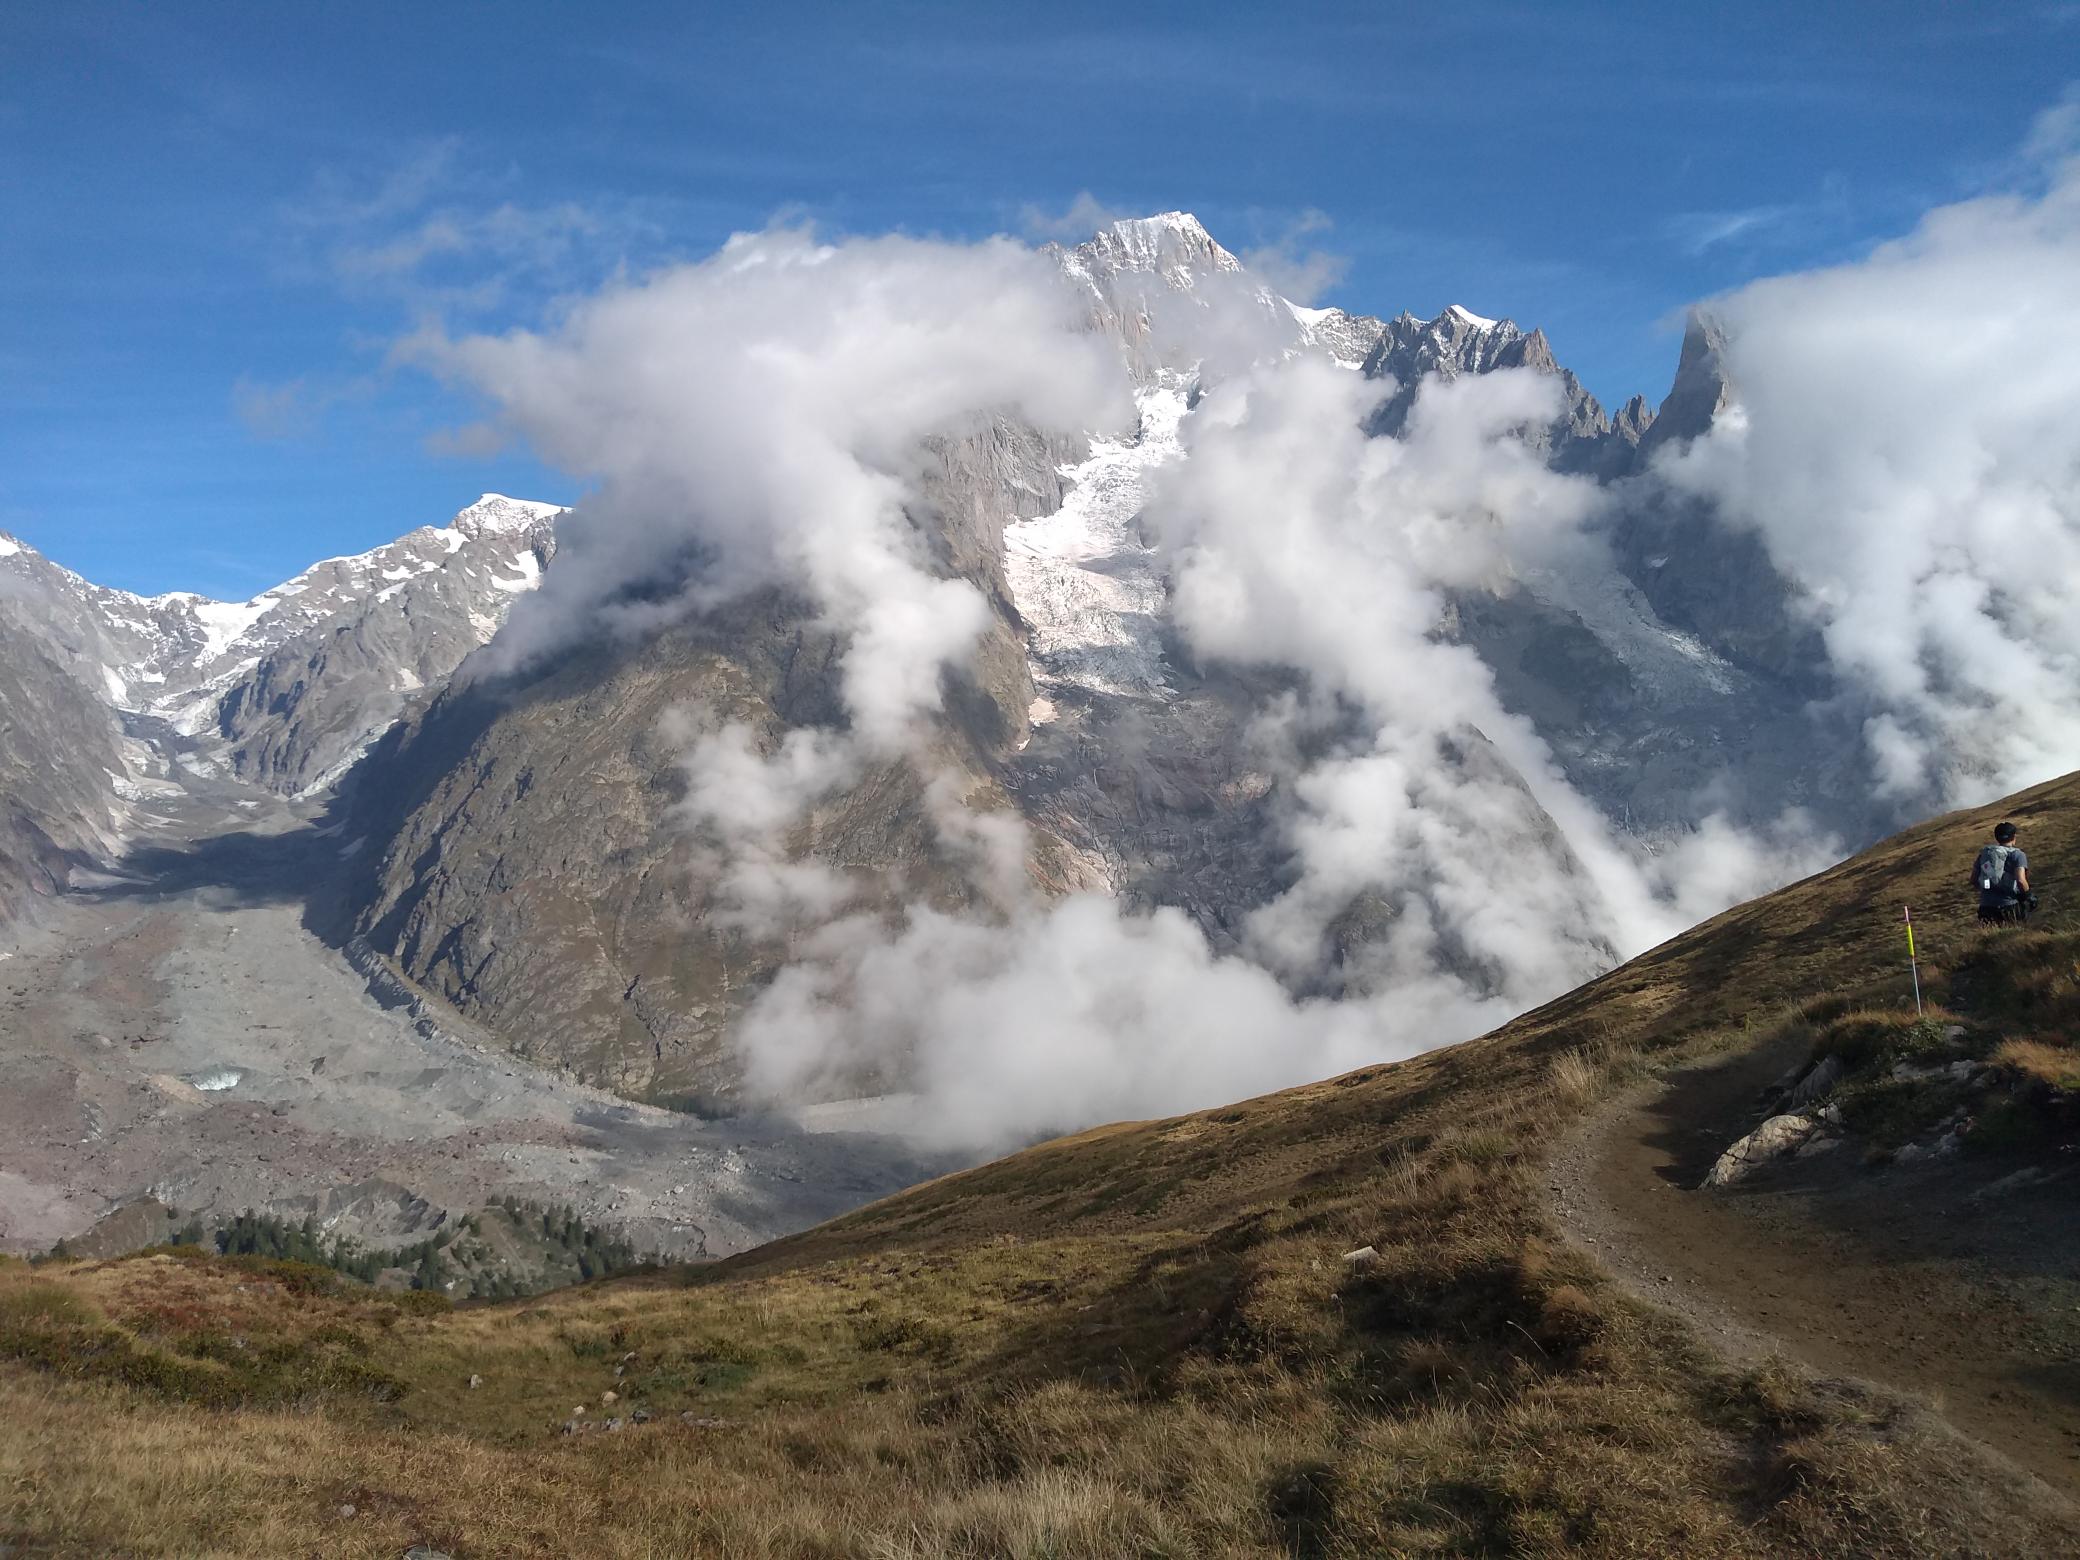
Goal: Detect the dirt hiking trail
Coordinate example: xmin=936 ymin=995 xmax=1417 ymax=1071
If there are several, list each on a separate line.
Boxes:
xmin=1552 ymin=1029 xmax=2080 ymax=1494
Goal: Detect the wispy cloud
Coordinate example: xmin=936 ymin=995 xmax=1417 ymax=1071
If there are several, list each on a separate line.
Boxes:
xmin=277 ymin=141 xmax=674 ymax=318
xmin=2023 ymin=83 xmax=2080 ymax=166
xmin=1659 ymin=173 xmax=1866 ymax=259
xmin=1661 ymin=203 xmax=1805 ymax=255
xmin=1018 ymin=191 xmax=1129 ymax=243
xmin=1238 ymin=208 xmax=1348 ymax=305
xmin=241 ymin=142 xmax=687 ymax=443
xmin=230 ymin=373 xmax=366 ymax=440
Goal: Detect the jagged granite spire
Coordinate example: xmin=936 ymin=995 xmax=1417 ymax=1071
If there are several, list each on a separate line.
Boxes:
xmin=1637 ymin=312 xmax=1734 ymax=457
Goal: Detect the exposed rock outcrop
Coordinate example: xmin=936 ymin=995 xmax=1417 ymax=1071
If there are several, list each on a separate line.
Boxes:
xmin=1702 ymin=1113 xmax=1818 ymax=1188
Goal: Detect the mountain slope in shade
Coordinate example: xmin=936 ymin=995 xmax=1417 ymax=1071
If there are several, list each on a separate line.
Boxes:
xmin=345 ymin=420 xmax=1097 ymax=1100
xmin=0 ymin=608 xmax=130 ymax=922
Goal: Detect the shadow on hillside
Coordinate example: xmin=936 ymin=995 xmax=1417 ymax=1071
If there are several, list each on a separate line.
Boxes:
xmin=84 ymin=804 xmax=357 ymax=932
xmin=80 ymin=667 xmax=527 ymax=951
xmin=1632 ymin=1027 xmax=1812 ymax=1189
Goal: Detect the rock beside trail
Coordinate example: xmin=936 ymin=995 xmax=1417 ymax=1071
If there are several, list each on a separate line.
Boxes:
xmin=1896 ymin=1123 xmax=1968 ymax=1164
xmin=1702 ymin=1114 xmax=1817 ymax=1188
xmin=1786 ymin=1055 xmax=1843 ymax=1109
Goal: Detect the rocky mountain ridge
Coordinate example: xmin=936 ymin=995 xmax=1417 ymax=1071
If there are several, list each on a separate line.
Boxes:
xmin=0 ymin=494 xmax=560 ymax=921
xmin=1054 ymin=211 xmax=1386 ymax=375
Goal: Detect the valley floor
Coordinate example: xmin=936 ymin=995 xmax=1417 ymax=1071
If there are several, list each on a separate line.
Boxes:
xmin=0 ymin=792 xmax=948 ymax=1264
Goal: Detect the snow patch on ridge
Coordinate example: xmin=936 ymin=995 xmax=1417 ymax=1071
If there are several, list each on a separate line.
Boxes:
xmin=453 ymin=493 xmax=564 ymax=535
xmin=490 ymin=550 xmax=542 ymax=593
xmin=184 ymin=595 xmax=277 ymax=663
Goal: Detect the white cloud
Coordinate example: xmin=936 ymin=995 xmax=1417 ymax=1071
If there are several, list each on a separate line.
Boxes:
xmin=722 ymin=355 xmax=1836 ymax=1150
xmin=736 ymin=896 xmax=1390 ymax=1151
xmin=664 ymin=711 xmax=862 ymax=931
xmin=1145 ymin=356 xmax=1833 ymax=1001
xmin=1657 ymin=110 xmax=2080 ymax=807
xmin=1019 ymin=191 xmax=1129 ymax=242
xmin=412 ymin=213 xmax=1848 ymax=1156
xmin=1237 ymin=208 xmax=1349 ymax=304
xmin=418 ymin=223 xmax=1132 ymax=753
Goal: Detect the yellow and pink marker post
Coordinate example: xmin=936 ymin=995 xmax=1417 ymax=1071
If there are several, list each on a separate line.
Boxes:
xmin=1903 ymin=905 xmax=1923 ymax=1017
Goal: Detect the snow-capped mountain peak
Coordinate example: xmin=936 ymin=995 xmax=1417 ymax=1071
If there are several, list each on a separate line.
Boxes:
xmin=1099 ymin=212 xmax=1240 ymax=277
xmin=1062 ymin=211 xmax=1247 ymax=299
xmin=1058 ymin=211 xmax=1388 ymax=376
xmin=452 ymin=492 xmax=565 ymax=539
xmin=0 ymin=494 xmax=565 ymax=801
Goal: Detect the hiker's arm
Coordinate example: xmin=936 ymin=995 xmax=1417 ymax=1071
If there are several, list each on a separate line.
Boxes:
xmin=2018 ymin=864 xmax=2031 ymax=892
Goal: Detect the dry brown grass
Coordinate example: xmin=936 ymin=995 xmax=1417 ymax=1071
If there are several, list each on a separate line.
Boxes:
xmin=7 ymin=773 xmax=2080 ymax=1555
xmin=1992 ymin=1036 xmax=2080 ymax=1090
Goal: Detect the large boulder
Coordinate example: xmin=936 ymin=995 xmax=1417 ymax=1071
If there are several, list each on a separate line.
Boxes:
xmin=1701 ymin=1113 xmax=1817 ymax=1188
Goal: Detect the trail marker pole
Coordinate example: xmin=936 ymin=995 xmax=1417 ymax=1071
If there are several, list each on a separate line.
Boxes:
xmin=1903 ymin=904 xmax=1923 ymax=1017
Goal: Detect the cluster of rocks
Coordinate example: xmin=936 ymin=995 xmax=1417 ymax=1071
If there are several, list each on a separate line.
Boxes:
xmin=1702 ymin=1028 xmax=1993 ymax=1188
xmin=560 ymin=1407 xmax=649 ymax=1436
xmin=560 ymin=1407 xmax=738 ymax=1437
xmin=549 ymin=1352 xmax=740 ymax=1438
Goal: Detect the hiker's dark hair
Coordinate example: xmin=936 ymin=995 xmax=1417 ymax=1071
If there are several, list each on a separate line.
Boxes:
xmin=1994 ymin=821 xmax=2018 ymax=844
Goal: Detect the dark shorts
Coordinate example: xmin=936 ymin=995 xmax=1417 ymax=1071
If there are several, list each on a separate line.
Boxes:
xmin=1978 ymin=899 xmax=2027 ymax=926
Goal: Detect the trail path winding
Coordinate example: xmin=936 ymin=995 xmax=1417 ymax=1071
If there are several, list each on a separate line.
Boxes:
xmin=1551 ymin=1036 xmax=2080 ymax=1493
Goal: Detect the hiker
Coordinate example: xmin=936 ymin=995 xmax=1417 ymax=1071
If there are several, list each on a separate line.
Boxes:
xmin=1970 ymin=820 xmax=2034 ymax=926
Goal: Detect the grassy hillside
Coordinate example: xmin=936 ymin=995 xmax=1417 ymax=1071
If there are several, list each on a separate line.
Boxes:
xmin=5 ymin=774 xmax=2080 ymax=1556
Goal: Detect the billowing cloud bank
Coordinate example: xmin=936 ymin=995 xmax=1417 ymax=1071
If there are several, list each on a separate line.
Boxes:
xmin=418 ymin=157 xmax=2079 ymax=1150
xmin=417 ymin=226 xmax=1130 ymax=752
xmin=727 ymin=356 xmax=1827 ymax=1148
xmin=1659 ymin=114 xmax=2080 ymax=807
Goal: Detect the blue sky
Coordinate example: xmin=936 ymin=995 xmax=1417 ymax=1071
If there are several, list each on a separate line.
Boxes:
xmin=3 ymin=0 xmax=2074 ymax=598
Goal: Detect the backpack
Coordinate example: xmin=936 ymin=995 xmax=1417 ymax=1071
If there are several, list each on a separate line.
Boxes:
xmin=1972 ymin=843 xmax=2015 ymax=895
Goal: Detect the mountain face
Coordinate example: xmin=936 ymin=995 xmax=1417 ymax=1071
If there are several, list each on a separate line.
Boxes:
xmin=205 ymin=495 xmax=559 ymax=795
xmin=3 ymin=213 xmax=1841 ymax=1129
xmin=0 ymin=495 xmax=558 ymax=922
xmin=336 ymin=218 xmax=1408 ymax=1102
xmin=1601 ymin=316 xmax=1828 ymax=691
xmin=325 ymin=214 xmax=1836 ymax=1110
xmin=344 ymin=424 xmax=1087 ymax=1099
xmin=0 ymin=603 xmax=128 ymax=922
